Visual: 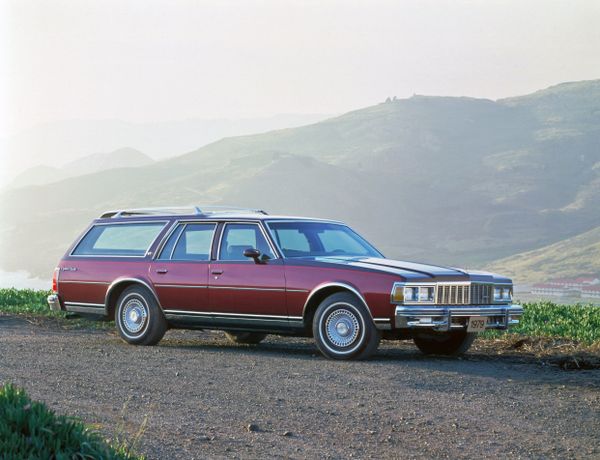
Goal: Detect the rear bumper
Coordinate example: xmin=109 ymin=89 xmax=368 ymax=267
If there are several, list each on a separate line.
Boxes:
xmin=47 ymin=294 xmax=62 ymax=311
xmin=395 ymin=304 xmax=523 ymax=331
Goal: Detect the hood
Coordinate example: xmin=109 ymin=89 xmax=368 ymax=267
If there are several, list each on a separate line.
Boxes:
xmin=309 ymin=256 xmax=511 ymax=283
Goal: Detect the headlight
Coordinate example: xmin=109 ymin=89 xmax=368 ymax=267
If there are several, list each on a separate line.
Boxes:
xmin=419 ymin=286 xmax=435 ymax=302
xmin=494 ymin=286 xmax=513 ymax=302
xmin=494 ymin=287 xmax=503 ymax=301
xmin=403 ymin=286 xmax=435 ymax=302
xmin=404 ymin=287 xmax=419 ymax=302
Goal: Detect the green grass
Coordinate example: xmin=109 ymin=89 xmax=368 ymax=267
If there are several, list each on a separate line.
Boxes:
xmin=0 ymin=288 xmax=54 ymax=315
xmin=0 ymin=383 xmax=144 ymax=459
xmin=0 ymin=288 xmax=113 ymax=329
xmin=501 ymin=301 xmax=600 ymax=343
xmin=2 ymin=289 xmax=600 ymax=343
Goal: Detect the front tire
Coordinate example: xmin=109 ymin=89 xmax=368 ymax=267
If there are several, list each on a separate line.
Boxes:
xmin=313 ymin=292 xmax=380 ymax=360
xmin=116 ymin=286 xmax=167 ymax=346
xmin=413 ymin=331 xmax=477 ymax=356
xmin=224 ymin=331 xmax=267 ymax=344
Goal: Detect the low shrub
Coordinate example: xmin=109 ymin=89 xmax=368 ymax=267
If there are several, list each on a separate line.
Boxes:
xmin=0 ymin=383 xmax=143 ymax=459
xmin=0 ymin=288 xmax=51 ymax=315
xmin=508 ymin=301 xmax=600 ymax=343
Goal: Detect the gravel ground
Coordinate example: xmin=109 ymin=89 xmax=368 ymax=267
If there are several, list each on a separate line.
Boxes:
xmin=1 ymin=315 xmax=599 ymax=459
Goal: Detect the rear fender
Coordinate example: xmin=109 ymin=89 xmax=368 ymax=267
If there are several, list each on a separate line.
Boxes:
xmin=104 ymin=277 xmax=162 ymax=318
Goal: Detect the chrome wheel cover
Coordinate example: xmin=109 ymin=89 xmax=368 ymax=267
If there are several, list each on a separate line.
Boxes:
xmin=121 ymin=297 xmax=148 ymax=335
xmin=325 ymin=308 xmax=360 ymax=348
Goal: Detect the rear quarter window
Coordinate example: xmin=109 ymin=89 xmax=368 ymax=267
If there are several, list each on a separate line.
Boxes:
xmin=72 ymin=222 xmax=166 ymax=256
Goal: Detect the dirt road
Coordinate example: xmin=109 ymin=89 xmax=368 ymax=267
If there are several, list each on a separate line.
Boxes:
xmin=1 ymin=315 xmax=599 ymax=459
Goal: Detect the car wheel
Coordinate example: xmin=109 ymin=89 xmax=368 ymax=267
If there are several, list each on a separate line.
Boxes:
xmin=116 ymin=285 xmax=167 ymax=346
xmin=313 ymin=292 xmax=380 ymax=360
xmin=224 ymin=331 xmax=267 ymax=344
xmin=413 ymin=331 xmax=477 ymax=356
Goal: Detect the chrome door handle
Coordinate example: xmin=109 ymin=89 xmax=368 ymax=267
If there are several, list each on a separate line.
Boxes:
xmin=211 ymin=269 xmax=224 ymax=275
xmin=156 ymin=268 xmax=168 ymax=274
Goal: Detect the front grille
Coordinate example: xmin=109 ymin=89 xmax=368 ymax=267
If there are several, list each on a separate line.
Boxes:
xmin=470 ymin=283 xmax=493 ymax=305
xmin=436 ymin=283 xmax=493 ymax=305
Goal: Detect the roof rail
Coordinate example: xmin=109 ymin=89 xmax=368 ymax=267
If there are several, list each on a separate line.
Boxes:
xmin=99 ymin=206 xmax=268 ymax=219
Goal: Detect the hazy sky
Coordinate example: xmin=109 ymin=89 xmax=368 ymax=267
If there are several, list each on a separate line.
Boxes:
xmin=1 ymin=0 xmax=599 ymax=136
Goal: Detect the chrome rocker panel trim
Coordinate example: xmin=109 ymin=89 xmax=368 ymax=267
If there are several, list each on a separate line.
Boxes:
xmin=395 ymin=304 xmax=523 ymax=331
xmin=63 ymin=301 xmax=106 ymax=314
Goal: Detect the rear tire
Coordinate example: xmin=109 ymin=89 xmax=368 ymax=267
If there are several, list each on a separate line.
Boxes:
xmin=312 ymin=292 xmax=380 ymax=360
xmin=413 ymin=331 xmax=477 ymax=356
xmin=224 ymin=331 xmax=267 ymax=344
xmin=115 ymin=286 xmax=167 ymax=346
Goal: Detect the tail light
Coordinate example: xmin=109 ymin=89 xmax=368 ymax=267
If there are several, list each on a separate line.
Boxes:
xmin=52 ymin=268 xmax=59 ymax=293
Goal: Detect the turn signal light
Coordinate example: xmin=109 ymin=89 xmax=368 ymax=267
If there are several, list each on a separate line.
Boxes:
xmin=391 ymin=283 xmax=404 ymax=303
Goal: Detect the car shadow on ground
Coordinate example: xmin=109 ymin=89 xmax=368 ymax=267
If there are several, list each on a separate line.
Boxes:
xmin=150 ymin=331 xmax=600 ymax=387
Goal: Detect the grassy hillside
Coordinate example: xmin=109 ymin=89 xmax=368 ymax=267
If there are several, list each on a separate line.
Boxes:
xmin=7 ymin=148 xmax=154 ymax=189
xmin=486 ymin=226 xmax=600 ymax=283
xmin=0 ymin=114 xmax=330 ymax=183
xmin=1 ymin=80 xmax=600 ymax=279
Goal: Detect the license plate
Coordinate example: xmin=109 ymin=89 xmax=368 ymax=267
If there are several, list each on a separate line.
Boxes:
xmin=467 ymin=316 xmax=487 ymax=332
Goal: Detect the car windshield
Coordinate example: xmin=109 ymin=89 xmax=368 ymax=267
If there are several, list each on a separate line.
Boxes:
xmin=267 ymin=221 xmax=382 ymax=258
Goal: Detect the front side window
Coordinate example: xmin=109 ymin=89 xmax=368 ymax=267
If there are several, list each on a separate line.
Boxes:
xmin=267 ymin=221 xmax=382 ymax=258
xmin=159 ymin=223 xmax=216 ymax=261
xmin=72 ymin=222 xmax=165 ymax=256
xmin=219 ymin=223 xmax=275 ymax=261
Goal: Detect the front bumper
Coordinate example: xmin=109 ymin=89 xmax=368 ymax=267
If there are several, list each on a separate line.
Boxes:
xmin=395 ymin=304 xmax=523 ymax=331
xmin=47 ymin=294 xmax=62 ymax=311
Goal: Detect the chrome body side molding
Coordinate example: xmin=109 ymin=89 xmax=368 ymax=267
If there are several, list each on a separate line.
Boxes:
xmin=58 ymin=280 xmax=110 ymax=285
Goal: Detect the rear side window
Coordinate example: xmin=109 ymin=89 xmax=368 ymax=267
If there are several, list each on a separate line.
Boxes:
xmin=72 ymin=222 xmax=165 ymax=256
xmin=158 ymin=223 xmax=216 ymax=261
xmin=157 ymin=225 xmax=185 ymax=260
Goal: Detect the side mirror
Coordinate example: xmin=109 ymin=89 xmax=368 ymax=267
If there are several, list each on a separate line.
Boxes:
xmin=243 ymin=248 xmax=263 ymax=264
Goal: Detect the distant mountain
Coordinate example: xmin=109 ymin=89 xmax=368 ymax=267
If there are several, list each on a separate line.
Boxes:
xmin=0 ymin=114 xmax=332 ymax=184
xmin=1 ymin=80 xmax=599 ymax=280
xmin=7 ymin=148 xmax=153 ymax=189
xmin=486 ymin=226 xmax=600 ymax=283
xmin=8 ymin=165 xmax=68 ymax=189
xmin=63 ymin=147 xmax=153 ymax=176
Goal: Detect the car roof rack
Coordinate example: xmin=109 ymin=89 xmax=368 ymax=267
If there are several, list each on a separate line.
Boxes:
xmin=99 ymin=206 xmax=268 ymax=219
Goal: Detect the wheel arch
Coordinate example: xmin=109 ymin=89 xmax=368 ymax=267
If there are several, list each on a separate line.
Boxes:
xmin=104 ymin=277 xmax=162 ymax=320
xmin=302 ymin=282 xmax=372 ymax=332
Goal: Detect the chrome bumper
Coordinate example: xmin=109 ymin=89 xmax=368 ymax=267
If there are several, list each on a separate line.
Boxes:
xmin=47 ymin=294 xmax=62 ymax=311
xmin=395 ymin=304 xmax=523 ymax=331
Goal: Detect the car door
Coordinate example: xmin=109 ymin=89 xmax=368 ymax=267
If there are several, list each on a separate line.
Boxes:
xmin=209 ymin=222 xmax=287 ymax=322
xmin=149 ymin=222 xmax=216 ymax=314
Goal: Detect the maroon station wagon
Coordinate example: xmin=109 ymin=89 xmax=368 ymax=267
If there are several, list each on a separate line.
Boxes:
xmin=47 ymin=206 xmax=523 ymax=360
